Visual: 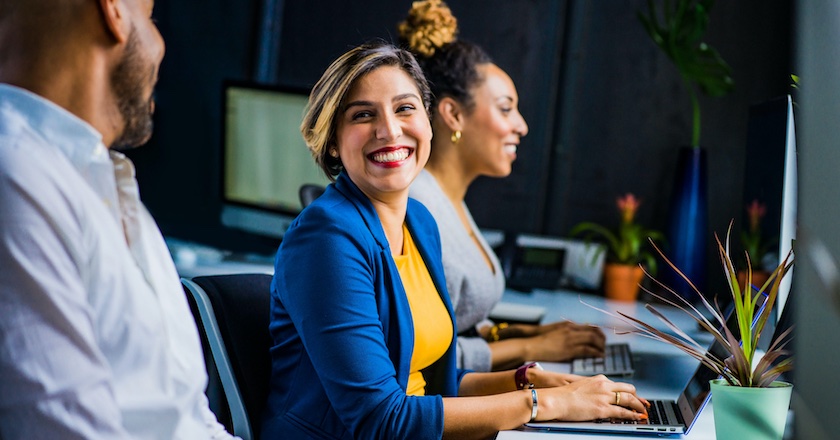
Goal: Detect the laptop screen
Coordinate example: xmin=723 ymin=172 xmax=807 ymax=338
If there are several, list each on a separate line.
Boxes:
xmin=678 ymin=333 xmax=730 ymax=418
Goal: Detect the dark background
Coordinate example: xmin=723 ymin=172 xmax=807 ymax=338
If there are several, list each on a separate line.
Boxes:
xmin=129 ymin=1 xmax=793 ymax=288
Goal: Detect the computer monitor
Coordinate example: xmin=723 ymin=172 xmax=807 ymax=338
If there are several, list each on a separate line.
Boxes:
xmin=742 ymin=95 xmax=797 ymax=314
xmin=220 ymin=81 xmax=331 ymax=239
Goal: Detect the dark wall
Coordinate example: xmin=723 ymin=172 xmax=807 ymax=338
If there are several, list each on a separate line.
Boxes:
xmin=131 ymin=0 xmax=792 ymax=266
xmin=538 ymin=0 xmax=792 ymax=239
xmin=127 ymin=0 xmax=275 ymax=253
xmin=535 ymin=0 xmax=792 ymax=292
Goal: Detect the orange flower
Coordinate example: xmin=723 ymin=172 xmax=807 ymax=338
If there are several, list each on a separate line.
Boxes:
xmin=571 ymin=191 xmax=663 ymax=272
xmin=570 ymin=193 xmax=665 ymax=274
xmin=616 ymin=193 xmax=641 ymax=224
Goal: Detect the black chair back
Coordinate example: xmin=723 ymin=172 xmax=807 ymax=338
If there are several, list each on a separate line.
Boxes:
xmin=298 ymin=184 xmax=326 ymax=208
xmin=184 ymin=273 xmax=273 ymax=440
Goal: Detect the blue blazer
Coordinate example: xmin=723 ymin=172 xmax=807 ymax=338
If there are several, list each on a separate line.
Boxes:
xmin=261 ymin=173 xmax=469 ymax=439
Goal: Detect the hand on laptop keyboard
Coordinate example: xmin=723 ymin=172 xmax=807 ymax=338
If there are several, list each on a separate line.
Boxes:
xmin=523 ymin=321 xmax=606 ymax=362
xmin=528 ymin=375 xmax=649 ymax=423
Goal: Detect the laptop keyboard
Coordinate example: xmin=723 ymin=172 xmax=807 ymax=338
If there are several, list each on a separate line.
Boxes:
xmin=646 ymin=400 xmax=672 ymax=425
xmin=572 ymin=343 xmax=635 ymax=376
xmin=594 ymin=400 xmax=680 ymax=427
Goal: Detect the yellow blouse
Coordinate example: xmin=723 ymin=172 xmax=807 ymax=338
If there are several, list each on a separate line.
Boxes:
xmin=393 ymin=225 xmax=454 ymax=396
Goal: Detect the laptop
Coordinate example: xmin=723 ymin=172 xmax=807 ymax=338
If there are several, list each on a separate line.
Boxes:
xmin=571 ymin=342 xmax=635 ymax=377
xmin=525 ymin=291 xmax=769 ymax=436
xmin=527 ymin=341 xmax=721 ymax=435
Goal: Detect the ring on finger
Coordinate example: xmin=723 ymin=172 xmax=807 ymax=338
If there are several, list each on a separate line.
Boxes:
xmin=614 ymin=391 xmax=621 ymax=406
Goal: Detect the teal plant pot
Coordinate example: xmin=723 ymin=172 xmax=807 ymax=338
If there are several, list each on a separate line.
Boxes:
xmin=710 ymin=379 xmax=792 ymax=440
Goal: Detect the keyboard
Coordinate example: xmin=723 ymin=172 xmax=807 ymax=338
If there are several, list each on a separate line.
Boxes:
xmin=571 ymin=343 xmax=635 ymax=377
xmin=594 ymin=399 xmax=682 ymax=427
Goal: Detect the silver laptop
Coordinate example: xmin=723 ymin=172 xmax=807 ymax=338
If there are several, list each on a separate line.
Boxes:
xmin=527 ymin=290 xmax=770 ymax=436
xmin=571 ymin=342 xmax=635 ymax=377
xmin=526 ymin=342 xmax=719 ymax=435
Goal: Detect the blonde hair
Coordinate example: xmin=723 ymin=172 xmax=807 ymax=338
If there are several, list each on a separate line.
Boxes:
xmin=397 ymin=0 xmax=458 ymax=58
xmin=301 ymin=42 xmax=431 ymax=180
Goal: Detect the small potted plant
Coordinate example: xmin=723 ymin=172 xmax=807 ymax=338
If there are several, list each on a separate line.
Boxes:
xmin=602 ymin=223 xmax=794 ymax=440
xmin=570 ymin=193 xmax=664 ymax=301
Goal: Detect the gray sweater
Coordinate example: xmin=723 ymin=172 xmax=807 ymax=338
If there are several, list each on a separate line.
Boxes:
xmin=409 ymin=170 xmax=506 ymax=371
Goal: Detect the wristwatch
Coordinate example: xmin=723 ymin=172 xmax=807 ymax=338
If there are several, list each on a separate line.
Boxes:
xmin=515 ymin=362 xmax=539 ymax=390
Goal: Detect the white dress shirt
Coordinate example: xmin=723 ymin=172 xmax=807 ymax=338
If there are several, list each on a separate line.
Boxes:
xmin=0 ymin=84 xmax=235 ymax=439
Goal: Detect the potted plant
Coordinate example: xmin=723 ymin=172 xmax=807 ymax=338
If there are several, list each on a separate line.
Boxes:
xmin=603 ymin=223 xmax=794 ymax=440
xmin=638 ymin=0 xmax=735 ymax=301
xmin=570 ymin=193 xmax=664 ymax=301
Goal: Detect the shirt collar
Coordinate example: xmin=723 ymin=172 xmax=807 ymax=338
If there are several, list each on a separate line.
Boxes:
xmin=0 ymin=83 xmax=107 ymax=166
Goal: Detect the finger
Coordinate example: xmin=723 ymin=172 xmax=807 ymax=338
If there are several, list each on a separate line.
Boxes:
xmin=611 ymin=382 xmax=638 ymax=395
xmin=566 ymin=338 xmax=606 ymax=356
xmin=572 ymin=346 xmax=605 ymax=359
xmin=618 ymin=392 xmax=648 ymax=414
xmin=570 ymin=322 xmax=606 ymax=337
xmin=608 ymin=390 xmax=646 ymax=415
xmin=610 ymin=405 xmax=647 ymax=421
xmin=568 ymin=328 xmax=607 ymax=345
xmin=609 ymin=385 xmax=649 ymax=413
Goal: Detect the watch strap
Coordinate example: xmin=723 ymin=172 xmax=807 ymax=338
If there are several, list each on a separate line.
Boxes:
xmin=515 ymin=362 xmax=538 ymax=390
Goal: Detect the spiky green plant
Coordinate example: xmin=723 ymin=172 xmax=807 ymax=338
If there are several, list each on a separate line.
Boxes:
xmin=594 ymin=222 xmax=793 ymax=387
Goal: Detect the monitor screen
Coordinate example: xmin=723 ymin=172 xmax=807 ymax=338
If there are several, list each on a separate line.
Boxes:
xmin=742 ymin=95 xmax=797 ymax=313
xmin=221 ymin=81 xmax=331 ymax=239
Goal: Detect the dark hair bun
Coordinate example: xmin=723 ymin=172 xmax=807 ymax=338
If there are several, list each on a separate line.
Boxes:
xmin=398 ymin=0 xmax=458 ymax=57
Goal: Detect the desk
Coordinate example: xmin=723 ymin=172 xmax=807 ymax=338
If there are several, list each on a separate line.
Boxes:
xmin=166 ymin=237 xmax=275 ymax=278
xmin=497 ymin=288 xmax=718 ymax=439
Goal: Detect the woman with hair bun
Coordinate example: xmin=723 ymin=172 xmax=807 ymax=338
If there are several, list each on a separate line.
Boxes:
xmin=402 ymin=0 xmax=607 ymax=373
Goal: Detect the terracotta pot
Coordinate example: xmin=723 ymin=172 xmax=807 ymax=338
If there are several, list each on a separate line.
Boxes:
xmin=737 ymin=270 xmax=771 ymax=292
xmin=602 ymin=264 xmax=644 ymax=302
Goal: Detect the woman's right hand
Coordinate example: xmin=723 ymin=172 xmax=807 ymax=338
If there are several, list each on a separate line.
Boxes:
xmin=524 ymin=322 xmax=606 ymax=362
xmin=535 ymin=375 xmax=649 ymax=422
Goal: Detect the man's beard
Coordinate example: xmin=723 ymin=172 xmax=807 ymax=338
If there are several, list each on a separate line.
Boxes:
xmin=110 ymin=29 xmax=157 ymax=151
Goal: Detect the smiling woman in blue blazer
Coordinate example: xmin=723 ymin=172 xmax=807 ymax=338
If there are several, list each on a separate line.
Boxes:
xmin=261 ymin=41 xmax=649 ymax=440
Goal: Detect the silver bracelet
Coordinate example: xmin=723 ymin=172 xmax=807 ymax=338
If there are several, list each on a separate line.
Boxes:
xmin=529 ymin=389 xmax=539 ymax=422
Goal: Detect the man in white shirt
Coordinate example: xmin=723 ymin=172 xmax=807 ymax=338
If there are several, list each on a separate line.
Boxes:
xmin=0 ymin=1 xmax=236 ymax=438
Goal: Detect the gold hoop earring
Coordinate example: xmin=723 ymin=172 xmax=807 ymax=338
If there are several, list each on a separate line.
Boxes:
xmin=451 ymin=130 xmax=462 ymax=144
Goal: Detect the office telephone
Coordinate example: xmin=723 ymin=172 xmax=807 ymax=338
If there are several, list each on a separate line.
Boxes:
xmin=495 ymin=232 xmax=606 ymax=292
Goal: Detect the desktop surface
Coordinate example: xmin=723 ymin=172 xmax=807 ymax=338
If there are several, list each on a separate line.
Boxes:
xmin=166 ymin=237 xmax=275 ymax=278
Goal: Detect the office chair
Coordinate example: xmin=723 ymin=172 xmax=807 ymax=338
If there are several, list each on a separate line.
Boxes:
xmin=182 ymin=273 xmax=273 ymax=440
xmin=298 ymin=183 xmax=326 ymax=208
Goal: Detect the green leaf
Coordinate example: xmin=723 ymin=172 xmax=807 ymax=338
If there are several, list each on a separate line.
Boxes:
xmin=637 ymin=0 xmax=733 ymax=146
